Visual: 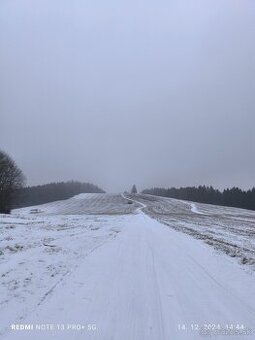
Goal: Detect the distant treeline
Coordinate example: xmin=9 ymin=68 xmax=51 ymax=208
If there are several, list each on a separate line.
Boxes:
xmin=142 ymin=186 xmax=255 ymax=211
xmin=14 ymin=181 xmax=105 ymax=208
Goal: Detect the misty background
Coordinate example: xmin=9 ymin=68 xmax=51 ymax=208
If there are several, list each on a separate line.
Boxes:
xmin=1 ymin=0 xmax=255 ymax=192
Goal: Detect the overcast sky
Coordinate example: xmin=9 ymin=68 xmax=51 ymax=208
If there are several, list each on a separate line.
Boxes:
xmin=1 ymin=0 xmax=255 ymax=192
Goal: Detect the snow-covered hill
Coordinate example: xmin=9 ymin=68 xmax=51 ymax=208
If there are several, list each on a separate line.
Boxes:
xmin=1 ymin=193 xmax=255 ymax=340
xmin=131 ymin=193 xmax=255 ymax=268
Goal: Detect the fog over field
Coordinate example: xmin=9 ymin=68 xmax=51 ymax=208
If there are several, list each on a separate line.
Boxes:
xmin=1 ymin=0 xmax=255 ymax=191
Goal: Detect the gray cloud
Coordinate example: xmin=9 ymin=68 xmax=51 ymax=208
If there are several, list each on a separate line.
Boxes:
xmin=1 ymin=0 xmax=255 ymax=192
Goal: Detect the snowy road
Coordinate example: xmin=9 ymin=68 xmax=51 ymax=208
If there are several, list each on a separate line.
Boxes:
xmin=1 ymin=194 xmax=255 ymax=339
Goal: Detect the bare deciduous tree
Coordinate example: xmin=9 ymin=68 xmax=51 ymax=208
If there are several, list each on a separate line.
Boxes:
xmin=0 ymin=150 xmax=25 ymax=213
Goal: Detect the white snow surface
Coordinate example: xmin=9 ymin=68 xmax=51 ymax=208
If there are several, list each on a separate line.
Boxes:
xmin=0 ymin=193 xmax=255 ymax=340
xmin=189 ymin=203 xmax=204 ymax=215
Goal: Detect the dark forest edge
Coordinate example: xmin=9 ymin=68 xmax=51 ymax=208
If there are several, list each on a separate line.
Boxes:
xmin=13 ymin=181 xmax=105 ymax=209
xmin=142 ymin=186 xmax=255 ymax=211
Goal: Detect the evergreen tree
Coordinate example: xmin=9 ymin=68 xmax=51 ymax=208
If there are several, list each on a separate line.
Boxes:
xmin=142 ymin=185 xmax=255 ymax=211
xmin=131 ymin=184 xmax=137 ymax=194
xmin=14 ymin=181 xmax=105 ymax=208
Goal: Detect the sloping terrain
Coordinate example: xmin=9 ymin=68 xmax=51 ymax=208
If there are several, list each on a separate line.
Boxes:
xmin=13 ymin=193 xmax=140 ymax=216
xmin=129 ymin=194 xmax=255 ymax=269
xmin=0 ymin=193 xmax=255 ymax=340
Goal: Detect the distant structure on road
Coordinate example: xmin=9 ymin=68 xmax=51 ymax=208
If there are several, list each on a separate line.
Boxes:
xmin=131 ymin=185 xmax=137 ymax=194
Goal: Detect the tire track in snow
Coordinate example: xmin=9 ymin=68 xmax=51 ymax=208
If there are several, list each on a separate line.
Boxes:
xmin=4 ymin=194 xmax=255 ymax=340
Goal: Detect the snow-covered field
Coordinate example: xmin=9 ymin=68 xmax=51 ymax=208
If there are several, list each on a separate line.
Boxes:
xmin=131 ymin=194 xmax=255 ymax=269
xmin=1 ymin=193 xmax=255 ymax=340
xmin=13 ymin=193 xmax=140 ymax=216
